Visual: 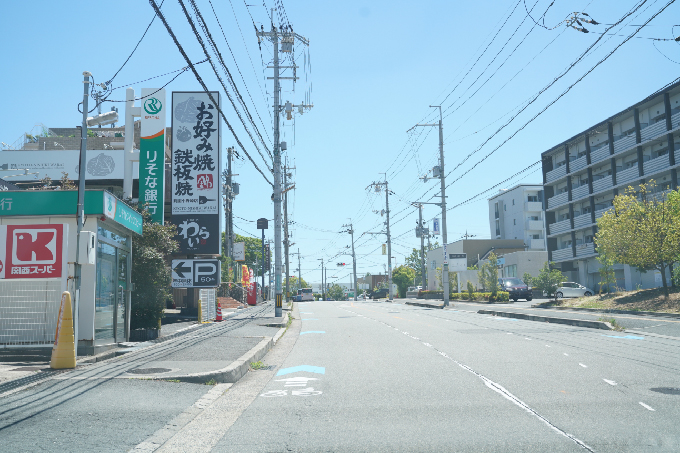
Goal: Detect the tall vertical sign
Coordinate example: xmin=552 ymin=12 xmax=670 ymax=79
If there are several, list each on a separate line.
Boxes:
xmin=140 ymin=88 xmax=166 ymax=224
xmin=171 ymin=92 xmax=221 ymax=255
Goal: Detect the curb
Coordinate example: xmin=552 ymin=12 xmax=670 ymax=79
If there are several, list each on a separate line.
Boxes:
xmin=531 ymin=303 xmax=680 ymax=319
xmin=161 ymin=311 xmax=290 ymax=385
xmin=478 ymin=309 xmax=614 ymax=330
xmin=405 ymin=301 xmax=444 ymax=309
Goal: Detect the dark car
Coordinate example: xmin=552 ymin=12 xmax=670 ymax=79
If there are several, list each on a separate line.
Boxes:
xmin=370 ymin=288 xmax=389 ymax=300
xmin=498 ymin=277 xmax=532 ymax=302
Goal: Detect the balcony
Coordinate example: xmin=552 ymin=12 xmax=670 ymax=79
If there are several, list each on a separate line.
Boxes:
xmin=569 ymin=155 xmax=587 ymax=172
xmin=549 ymin=218 xmax=571 ymax=234
xmin=640 ymin=121 xmax=667 ymax=142
xmin=643 ymin=155 xmax=669 ymax=176
xmin=590 ymin=146 xmax=610 ymax=164
xmin=672 ymin=111 xmax=680 ymax=129
xmin=571 ymin=184 xmax=590 ymax=200
xmin=648 ymin=190 xmax=671 ymax=203
xmin=676 ymin=147 xmax=680 ymax=166
xmin=546 ymin=165 xmax=567 ymax=183
xmin=525 ymin=201 xmax=543 ymax=212
xmin=613 ymin=134 xmax=636 ymax=154
xmin=526 ymin=219 xmax=544 ymax=231
xmin=592 ymin=175 xmax=613 ymax=193
xmin=529 ymin=238 xmax=545 ymax=250
xmin=575 ymin=243 xmax=595 ymax=257
xmin=573 ymin=213 xmax=592 ymax=228
xmin=547 ymin=191 xmax=568 ymax=209
xmin=617 ymin=166 xmax=640 ymax=185
xmin=552 ymin=247 xmax=574 ymax=261
xmin=595 ymin=206 xmax=613 ymax=219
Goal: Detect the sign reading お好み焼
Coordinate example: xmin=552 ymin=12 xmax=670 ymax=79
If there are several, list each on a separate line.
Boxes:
xmin=140 ymin=88 xmax=166 ymax=224
xmin=171 ymin=92 xmax=221 ymax=255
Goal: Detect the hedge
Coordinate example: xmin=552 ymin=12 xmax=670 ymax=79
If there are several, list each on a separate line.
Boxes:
xmin=419 ymin=290 xmax=509 ymax=302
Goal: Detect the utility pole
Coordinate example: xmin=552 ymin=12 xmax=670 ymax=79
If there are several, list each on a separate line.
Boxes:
xmin=368 ymin=177 xmax=393 ymax=301
xmin=297 ymin=248 xmax=302 ymax=288
xmin=317 ymin=258 xmax=325 ymax=301
xmin=222 ymin=146 xmax=235 ymax=281
xmin=283 ymin=159 xmax=295 ymax=302
xmin=74 ymin=70 xmax=91 ymax=356
xmin=408 ymin=106 xmax=448 ymax=306
xmin=257 ymin=15 xmax=309 ymax=317
xmin=418 ymin=205 xmax=426 ymax=289
xmin=342 ymin=221 xmax=358 ymax=301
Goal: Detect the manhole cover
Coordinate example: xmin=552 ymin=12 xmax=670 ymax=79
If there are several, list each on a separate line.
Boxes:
xmin=128 ymin=368 xmax=171 ymax=375
xmin=650 ymin=387 xmax=680 ymax=395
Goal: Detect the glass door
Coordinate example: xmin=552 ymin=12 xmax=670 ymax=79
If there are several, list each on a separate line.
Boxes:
xmin=95 ymin=242 xmax=117 ymax=344
xmin=115 ymin=250 xmax=128 ymax=343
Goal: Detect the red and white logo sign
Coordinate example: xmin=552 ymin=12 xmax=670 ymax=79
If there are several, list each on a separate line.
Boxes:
xmin=2 ymin=224 xmax=65 ymax=279
xmin=197 ymin=174 xmax=213 ymax=190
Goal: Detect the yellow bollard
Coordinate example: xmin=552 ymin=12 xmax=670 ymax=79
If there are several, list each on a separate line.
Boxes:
xmin=50 ymin=291 xmax=76 ymax=369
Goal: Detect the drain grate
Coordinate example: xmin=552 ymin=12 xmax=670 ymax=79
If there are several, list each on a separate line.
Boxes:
xmin=650 ymin=387 xmax=680 ymax=395
xmin=251 ymin=365 xmax=274 ymax=371
xmin=127 ymin=367 xmax=172 ymax=375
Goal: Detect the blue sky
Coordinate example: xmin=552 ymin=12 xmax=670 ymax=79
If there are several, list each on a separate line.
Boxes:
xmin=1 ymin=0 xmax=679 ymax=285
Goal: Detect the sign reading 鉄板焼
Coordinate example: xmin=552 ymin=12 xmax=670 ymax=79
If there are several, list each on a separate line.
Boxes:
xmin=140 ymin=88 xmax=166 ymax=224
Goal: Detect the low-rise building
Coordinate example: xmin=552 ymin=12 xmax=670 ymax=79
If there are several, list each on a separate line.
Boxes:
xmin=488 ymin=184 xmax=546 ymax=250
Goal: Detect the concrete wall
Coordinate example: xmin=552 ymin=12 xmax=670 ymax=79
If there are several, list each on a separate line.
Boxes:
xmin=500 ymin=250 xmax=548 ymax=280
xmin=488 ymin=184 xmax=545 ymax=248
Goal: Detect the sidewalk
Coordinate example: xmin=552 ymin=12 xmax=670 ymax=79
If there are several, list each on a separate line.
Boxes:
xmin=399 ymin=298 xmax=680 ymax=339
xmin=0 ymin=302 xmax=289 ymax=393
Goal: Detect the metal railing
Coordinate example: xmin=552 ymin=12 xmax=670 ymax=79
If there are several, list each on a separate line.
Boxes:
xmin=617 ymin=166 xmax=639 ymax=185
xmin=571 ymin=184 xmax=590 ymax=200
xmin=569 ymin=155 xmax=587 ymax=172
xmin=573 ymin=214 xmax=592 ymax=228
xmin=640 ymin=121 xmax=666 ymax=142
xmin=643 ymin=155 xmax=669 ymax=176
xmin=613 ymin=134 xmax=636 ymax=154
xmin=547 ymin=191 xmax=568 ymax=209
xmin=590 ymin=146 xmax=610 ymax=164
xmin=549 ymin=218 xmax=571 ymax=234
xmin=546 ymin=165 xmax=567 ymax=183
xmin=576 ymin=243 xmax=595 ymax=257
xmin=552 ymin=247 xmax=573 ymax=261
xmin=592 ymin=175 xmax=613 ymax=193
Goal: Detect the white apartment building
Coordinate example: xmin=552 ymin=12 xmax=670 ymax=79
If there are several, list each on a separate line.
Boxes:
xmin=542 ymin=80 xmax=680 ymax=290
xmin=488 ymin=184 xmax=546 ymax=250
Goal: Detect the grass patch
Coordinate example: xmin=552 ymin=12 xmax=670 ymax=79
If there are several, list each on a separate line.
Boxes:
xmin=598 ymin=317 xmax=626 ymax=331
xmin=250 ymin=361 xmax=267 ymax=370
xmin=205 ymin=378 xmax=217 ymax=385
xmin=553 ymin=287 xmax=680 ymax=314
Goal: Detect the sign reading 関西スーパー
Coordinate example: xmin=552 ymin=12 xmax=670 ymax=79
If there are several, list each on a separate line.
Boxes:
xmin=140 ymin=88 xmax=166 ymax=224
xmin=0 ymin=224 xmax=68 ymax=279
xmin=171 ymin=92 xmax=221 ymax=255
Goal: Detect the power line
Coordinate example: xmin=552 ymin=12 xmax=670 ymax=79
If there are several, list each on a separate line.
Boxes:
xmin=148 ymin=0 xmax=273 ymax=186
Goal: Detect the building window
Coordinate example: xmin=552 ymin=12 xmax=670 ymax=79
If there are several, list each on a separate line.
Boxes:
xmin=505 ymin=265 xmax=517 ymax=278
xmin=528 ymin=195 xmax=538 ymax=202
xmin=512 ymin=199 xmax=515 ymax=205
xmin=504 ymin=205 xmax=506 ymax=211
xmin=532 ymin=234 xmax=540 ymax=239
xmin=513 ymin=219 xmax=516 ymax=225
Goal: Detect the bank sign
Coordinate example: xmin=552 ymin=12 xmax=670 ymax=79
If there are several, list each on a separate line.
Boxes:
xmin=0 ymin=224 xmax=68 ymax=279
xmin=171 ymin=91 xmax=221 ymax=255
xmin=140 ymin=88 xmax=166 ymax=224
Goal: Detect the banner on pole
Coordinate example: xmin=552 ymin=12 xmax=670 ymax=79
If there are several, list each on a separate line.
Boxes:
xmin=140 ymin=88 xmax=166 ymax=223
xmin=432 ymin=218 xmax=440 ymax=235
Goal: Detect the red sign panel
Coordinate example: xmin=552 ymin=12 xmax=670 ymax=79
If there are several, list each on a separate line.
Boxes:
xmin=4 ymin=224 xmax=65 ymax=279
xmin=196 ymin=174 xmax=213 ymax=190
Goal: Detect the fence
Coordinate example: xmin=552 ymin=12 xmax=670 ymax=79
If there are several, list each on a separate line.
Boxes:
xmin=0 ymin=279 xmax=64 ymax=347
xmin=199 ymin=288 xmax=216 ymax=322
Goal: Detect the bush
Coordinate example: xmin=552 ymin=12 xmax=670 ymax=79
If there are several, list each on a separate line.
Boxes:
xmin=420 ymin=290 xmax=444 ymax=300
xmin=467 ymin=281 xmax=475 ymax=300
xmin=449 ymin=291 xmax=509 ymax=302
xmin=313 ymin=293 xmax=321 ymax=300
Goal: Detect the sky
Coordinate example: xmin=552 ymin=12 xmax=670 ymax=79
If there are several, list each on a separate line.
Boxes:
xmin=1 ymin=0 xmax=679 ymax=286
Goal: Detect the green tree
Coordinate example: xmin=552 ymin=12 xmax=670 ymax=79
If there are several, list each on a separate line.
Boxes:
xmin=284 ymin=275 xmax=309 ymax=295
xmin=597 ymin=182 xmax=680 ymax=298
xmin=131 ymin=213 xmax=179 ymax=329
xmin=326 ymin=283 xmax=345 ymax=301
xmin=225 ymin=233 xmax=265 ymax=278
xmin=596 ymin=252 xmax=617 ymax=295
xmin=435 ymin=266 xmax=458 ymax=296
xmin=522 ymin=272 xmax=533 ymax=287
xmin=533 ymin=262 xmax=566 ymax=297
xmin=478 ymin=253 xmax=499 ymax=295
xmin=405 ymin=242 xmax=439 ymax=287
xmin=392 ymin=265 xmax=416 ymax=297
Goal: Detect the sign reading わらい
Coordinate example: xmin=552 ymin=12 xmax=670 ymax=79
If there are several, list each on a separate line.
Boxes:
xmin=0 ymin=224 xmax=68 ymax=279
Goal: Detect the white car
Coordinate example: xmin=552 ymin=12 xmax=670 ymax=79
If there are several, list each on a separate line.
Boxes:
xmin=555 ymin=282 xmax=594 ymax=298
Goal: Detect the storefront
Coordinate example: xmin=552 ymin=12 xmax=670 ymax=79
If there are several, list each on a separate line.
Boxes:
xmin=0 ymin=190 xmax=142 ymax=354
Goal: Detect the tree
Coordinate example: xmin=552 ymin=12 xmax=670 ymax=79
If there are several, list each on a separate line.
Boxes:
xmin=225 ymin=233 xmax=265 ymax=278
xmin=392 ymin=265 xmax=416 ymax=297
xmin=478 ymin=253 xmax=499 ymax=295
xmin=131 ymin=213 xmax=179 ymax=330
xmin=326 ymin=283 xmax=345 ymax=301
xmin=405 ymin=242 xmax=440 ymax=287
xmin=435 ymin=266 xmax=458 ymax=295
xmin=596 ymin=182 xmax=680 ymax=298
xmin=284 ymin=275 xmax=309 ymax=295
xmin=596 ymin=251 xmax=617 ymax=295
xmin=522 ymin=272 xmax=533 ymax=287
xmin=533 ymin=262 xmax=566 ymax=297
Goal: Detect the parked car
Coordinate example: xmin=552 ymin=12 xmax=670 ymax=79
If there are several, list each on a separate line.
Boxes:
xmin=555 ymin=282 xmax=594 ymax=298
xmin=498 ymin=277 xmax=533 ymax=302
xmin=371 ymin=288 xmax=389 ymax=299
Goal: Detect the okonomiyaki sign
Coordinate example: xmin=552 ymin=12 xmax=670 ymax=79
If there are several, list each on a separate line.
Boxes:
xmin=171 ymin=92 xmax=221 ymax=215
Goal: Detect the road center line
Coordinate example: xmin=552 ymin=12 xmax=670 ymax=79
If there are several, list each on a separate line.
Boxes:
xmin=639 ymin=402 xmax=655 ymax=411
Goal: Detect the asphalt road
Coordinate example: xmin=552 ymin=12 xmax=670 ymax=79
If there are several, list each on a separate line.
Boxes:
xmin=215 ymin=300 xmax=680 ymax=452
xmin=2 ymin=300 xmax=679 ymax=452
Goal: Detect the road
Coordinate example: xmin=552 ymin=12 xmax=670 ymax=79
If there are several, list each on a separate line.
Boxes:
xmin=2 ymin=300 xmax=679 ymax=452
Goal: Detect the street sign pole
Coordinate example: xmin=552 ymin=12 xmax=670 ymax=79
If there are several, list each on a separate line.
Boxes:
xmin=257 ymin=218 xmax=268 ymax=302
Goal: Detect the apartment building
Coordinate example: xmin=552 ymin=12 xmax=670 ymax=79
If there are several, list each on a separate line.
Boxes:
xmin=488 ymin=184 xmax=546 ymax=250
xmin=542 ymin=80 xmax=680 ymax=290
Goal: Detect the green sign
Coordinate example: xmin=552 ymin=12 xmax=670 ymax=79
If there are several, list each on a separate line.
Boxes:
xmin=140 ymin=88 xmax=166 ymax=224
xmin=0 ymin=190 xmax=142 ymax=235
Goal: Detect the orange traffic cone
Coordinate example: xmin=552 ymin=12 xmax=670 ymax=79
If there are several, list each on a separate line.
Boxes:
xmin=216 ymin=302 xmax=223 ymax=322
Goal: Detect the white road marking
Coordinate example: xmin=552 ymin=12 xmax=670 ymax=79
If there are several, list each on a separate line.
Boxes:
xmin=507 ymin=332 xmax=513 ymax=335
xmin=525 ymin=338 xmax=531 ymax=341
xmin=579 ymin=363 xmax=587 ymax=368
xmin=545 ymin=345 xmax=551 ymax=348
xmin=563 ymin=353 xmax=569 ymax=356
xmin=603 ymin=379 xmax=617 ymax=386
xmin=639 ymin=402 xmax=655 ymax=411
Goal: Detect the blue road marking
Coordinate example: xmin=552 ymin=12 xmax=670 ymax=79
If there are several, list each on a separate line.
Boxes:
xmin=300 ymin=331 xmax=325 ymax=335
xmin=602 ymin=335 xmax=644 ymax=340
xmin=277 ymin=365 xmax=326 ymax=376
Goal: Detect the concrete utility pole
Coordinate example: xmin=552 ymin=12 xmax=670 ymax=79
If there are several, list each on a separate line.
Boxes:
xmin=222 ymin=147 xmax=235 ymax=265
xmin=408 ymin=106 xmax=448 ymax=306
xmin=342 ymin=222 xmax=358 ymax=301
xmin=283 ymin=159 xmax=295 ymax=302
xmin=257 ymin=15 xmax=309 ymax=317
xmin=317 ymin=258 xmax=324 ymax=300
xmin=368 ymin=177 xmax=393 ymax=301
xmin=74 ymin=70 xmax=92 ymax=355
xmin=418 ymin=205 xmax=426 ymax=289
xmin=297 ymin=248 xmax=302 ymax=288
